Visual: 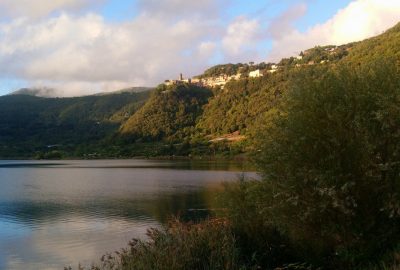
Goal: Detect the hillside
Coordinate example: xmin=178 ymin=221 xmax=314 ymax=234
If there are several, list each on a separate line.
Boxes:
xmin=196 ymin=72 xmax=288 ymax=136
xmin=195 ymin=21 xmax=400 ymax=139
xmin=0 ymin=90 xmax=150 ymax=157
xmin=342 ymin=22 xmax=400 ymax=65
xmin=120 ymin=84 xmax=212 ymax=141
xmin=0 ymin=21 xmax=399 ymax=158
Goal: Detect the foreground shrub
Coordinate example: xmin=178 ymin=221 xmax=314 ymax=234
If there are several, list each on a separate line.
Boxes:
xmin=219 ymin=178 xmax=297 ymax=269
xmin=91 ymin=219 xmax=240 ymax=270
xmin=253 ymin=59 xmax=400 ymax=267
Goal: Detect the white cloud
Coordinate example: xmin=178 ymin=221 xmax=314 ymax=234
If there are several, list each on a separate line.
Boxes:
xmin=267 ymin=0 xmax=400 ymax=61
xmin=196 ymin=41 xmax=218 ymax=60
xmin=268 ymin=3 xmax=307 ymax=40
xmin=222 ymin=16 xmax=261 ymax=62
xmin=0 ymin=11 xmax=219 ymax=96
xmin=136 ymin=0 xmax=226 ymax=20
xmin=0 ymin=0 xmax=238 ymax=96
xmin=0 ymin=0 xmax=103 ymax=18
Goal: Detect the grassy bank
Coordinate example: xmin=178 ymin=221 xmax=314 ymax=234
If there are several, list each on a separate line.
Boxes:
xmin=82 ymin=180 xmax=400 ymax=269
xmin=74 ymin=219 xmax=240 ymax=270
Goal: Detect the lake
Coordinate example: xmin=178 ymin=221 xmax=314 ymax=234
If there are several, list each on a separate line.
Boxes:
xmin=0 ymin=159 xmax=257 ymax=270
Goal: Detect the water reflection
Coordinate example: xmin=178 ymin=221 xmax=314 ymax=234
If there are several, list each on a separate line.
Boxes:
xmin=0 ymin=159 xmax=257 ymax=270
xmin=0 ymin=159 xmax=254 ymax=171
xmin=1 ymin=215 xmax=152 ymax=270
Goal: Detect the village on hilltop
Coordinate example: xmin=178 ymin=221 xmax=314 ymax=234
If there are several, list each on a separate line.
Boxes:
xmin=164 ymin=44 xmax=351 ymax=89
xmin=164 ymin=64 xmax=278 ymax=89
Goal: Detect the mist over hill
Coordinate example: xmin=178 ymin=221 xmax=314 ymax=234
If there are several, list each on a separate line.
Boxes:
xmin=9 ymin=87 xmax=58 ymax=97
xmin=8 ymin=86 xmax=153 ymax=98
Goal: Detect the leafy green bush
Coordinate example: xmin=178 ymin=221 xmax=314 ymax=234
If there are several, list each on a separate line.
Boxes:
xmin=218 ymin=178 xmax=296 ymax=269
xmin=254 ymin=59 xmax=400 ymax=267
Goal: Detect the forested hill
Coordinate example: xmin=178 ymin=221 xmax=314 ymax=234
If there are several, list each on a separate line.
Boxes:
xmin=192 ymin=21 xmax=400 ymax=138
xmin=1 ymin=21 xmax=399 ymax=158
xmin=0 ymin=91 xmax=150 ymax=158
xmin=343 ymin=21 xmax=400 ymax=65
xmin=120 ymin=84 xmax=212 ymax=141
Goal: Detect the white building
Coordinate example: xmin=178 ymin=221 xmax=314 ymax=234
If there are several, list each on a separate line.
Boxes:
xmin=249 ymin=69 xmax=262 ymax=78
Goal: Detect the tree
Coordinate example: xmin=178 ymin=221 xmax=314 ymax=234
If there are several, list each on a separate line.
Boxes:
xmin=255 ymin=59 xmax=400 ymax=266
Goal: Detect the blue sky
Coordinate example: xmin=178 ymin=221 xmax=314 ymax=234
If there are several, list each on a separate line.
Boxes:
xmin=0 ymin=0 xmax=398 ymax=96
xmin=100 ymin=0 xmax=138 ymax=21
xmin=98 ymin=1 xmax=353 ymax=35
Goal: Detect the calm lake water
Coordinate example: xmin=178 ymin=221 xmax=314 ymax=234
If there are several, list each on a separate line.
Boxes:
xmin=0 ymin=159 xmax=257 ymax=270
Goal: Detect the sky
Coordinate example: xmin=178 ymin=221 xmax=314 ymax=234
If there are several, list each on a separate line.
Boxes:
xmin=0 ymin=0 xmax=399 ymax=96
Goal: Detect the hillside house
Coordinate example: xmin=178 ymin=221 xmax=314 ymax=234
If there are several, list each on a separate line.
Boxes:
xmin=249 ymin=69 xmax=262 ymax=78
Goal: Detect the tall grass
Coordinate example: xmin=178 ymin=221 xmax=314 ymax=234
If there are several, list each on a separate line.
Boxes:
xmin=88 ymin=218 xmax=240 ymax=270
